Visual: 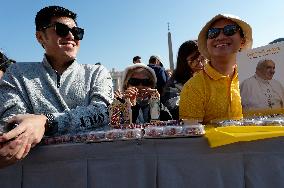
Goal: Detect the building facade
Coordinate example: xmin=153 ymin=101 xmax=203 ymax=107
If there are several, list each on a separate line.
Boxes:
xmin=109 ymin=68 xmax=123 ymax=91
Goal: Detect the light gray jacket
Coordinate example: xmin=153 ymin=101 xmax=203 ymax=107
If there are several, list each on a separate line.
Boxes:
xmin=0 ymin=56 xmax=113 ymax=135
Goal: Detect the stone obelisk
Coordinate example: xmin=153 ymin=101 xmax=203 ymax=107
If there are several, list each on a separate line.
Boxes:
xmin=167 ymin=22 xmax=174 ymax=70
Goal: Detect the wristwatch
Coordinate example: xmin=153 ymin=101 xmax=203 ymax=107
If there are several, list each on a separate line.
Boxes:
xmin=44 ymin=113 xmax=58 ymax=136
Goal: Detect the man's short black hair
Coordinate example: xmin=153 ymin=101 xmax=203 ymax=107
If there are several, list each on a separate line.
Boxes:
xmin=35 ymin=5 xmax=77 ymax=31
xmin=149 ymin=56 xmax=159 ymax=64
xmin=133 ymin=56 xmax=141 ymax=62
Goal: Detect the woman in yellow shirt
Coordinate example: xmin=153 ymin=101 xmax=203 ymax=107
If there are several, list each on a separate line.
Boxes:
xmin=179 ymin=14 xmax=253 ymax=124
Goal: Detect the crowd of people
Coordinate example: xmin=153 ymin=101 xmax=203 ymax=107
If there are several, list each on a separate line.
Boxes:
xmin=0 ymin=5 xmax=282 ymax=170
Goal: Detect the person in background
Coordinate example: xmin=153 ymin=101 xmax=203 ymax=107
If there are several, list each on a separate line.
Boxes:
xmin=162 ymin=40 xmax=206 ymax=120
xmin=0 ymin=51 xmax=15 ymax=79
xmin=133 ymin=56 xmax=141 ymax=64
xmin=166 ymin=69 xmax=173 ymax=78
xmin=269 ymin=38 xmax=284 ymax=44
xmin=179 ymin=14 xmax=253 ymax=124
xmin=240 ymin=59 xmax=284 ymax=110
xmin=0 ymin=5 xmax=113 ymax=168
xmin=114 ymin=63 xmax=171 ymax=123
xmin=0 ymin=71 xmax=3 ymax=79
xmin=148 ymin=55 xmax=169 ymax=95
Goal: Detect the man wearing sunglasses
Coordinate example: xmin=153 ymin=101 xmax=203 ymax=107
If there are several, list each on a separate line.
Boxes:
xmin=0 ymin=6 xmax=113 ymax=168
xmin=180 ymin=14 xmax=253 ymax=124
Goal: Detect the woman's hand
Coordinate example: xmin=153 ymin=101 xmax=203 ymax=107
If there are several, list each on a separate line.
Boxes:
xmin=124 ymin=87 xmax=139 ymax=106
xmin=114 ymin=90 xmax=124 ymax=99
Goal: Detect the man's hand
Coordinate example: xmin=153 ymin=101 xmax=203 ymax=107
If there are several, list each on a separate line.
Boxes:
xmin=0 ymin=134 xmax=30 ymax=168
xmin=2 ymin=114 xmax=47 ymax=148
xmin=0 ymin=114 xmax=47 ymax=168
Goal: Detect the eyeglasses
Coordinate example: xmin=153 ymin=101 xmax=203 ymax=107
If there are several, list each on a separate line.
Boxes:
xmin=207 ymin=24 xmax=240 ymax=39
xmin=187 ymin=53 xmax=205 ymax=67
xmin=128 ymin=78 xmax=152 ymax=86
xmin=42 ymin=22 xmax=84 ymax=40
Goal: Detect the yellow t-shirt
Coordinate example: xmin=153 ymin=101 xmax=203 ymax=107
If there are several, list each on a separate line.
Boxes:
xmin=179 ymin=63 xmax=242 ymax=124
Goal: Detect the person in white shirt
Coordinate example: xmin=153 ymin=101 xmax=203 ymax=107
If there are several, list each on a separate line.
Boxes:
xmin=240 ymin=59 xmax=284 ymax=110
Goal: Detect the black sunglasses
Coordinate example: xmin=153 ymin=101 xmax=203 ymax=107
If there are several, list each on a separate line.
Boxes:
xmin=128 ymin=78 xmax=152 ymax=86
xmin=42 ymin=22 xmax=84 ymax=40
xmin=207 ymin=24 xmax=240 ymax=39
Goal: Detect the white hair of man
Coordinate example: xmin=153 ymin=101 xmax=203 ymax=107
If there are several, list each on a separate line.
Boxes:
xmin=256 ymin=59 xmax=275 ymax=72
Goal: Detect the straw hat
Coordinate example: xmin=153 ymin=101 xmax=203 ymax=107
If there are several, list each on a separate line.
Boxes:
xmin=198 ymin=13 xmax=253 ymax=59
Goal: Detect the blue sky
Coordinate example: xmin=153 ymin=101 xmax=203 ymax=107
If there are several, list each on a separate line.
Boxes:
xmin=1 ymin=0 xmax=284 ymax=71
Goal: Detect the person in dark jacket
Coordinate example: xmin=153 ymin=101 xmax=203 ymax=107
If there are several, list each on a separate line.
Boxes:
xmin=147 ymin=55 xmax=169 ymax=95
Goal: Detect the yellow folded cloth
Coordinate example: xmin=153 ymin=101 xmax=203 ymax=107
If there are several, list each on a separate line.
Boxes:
xmin=205 ymin=126 xmax=284 ymax=147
